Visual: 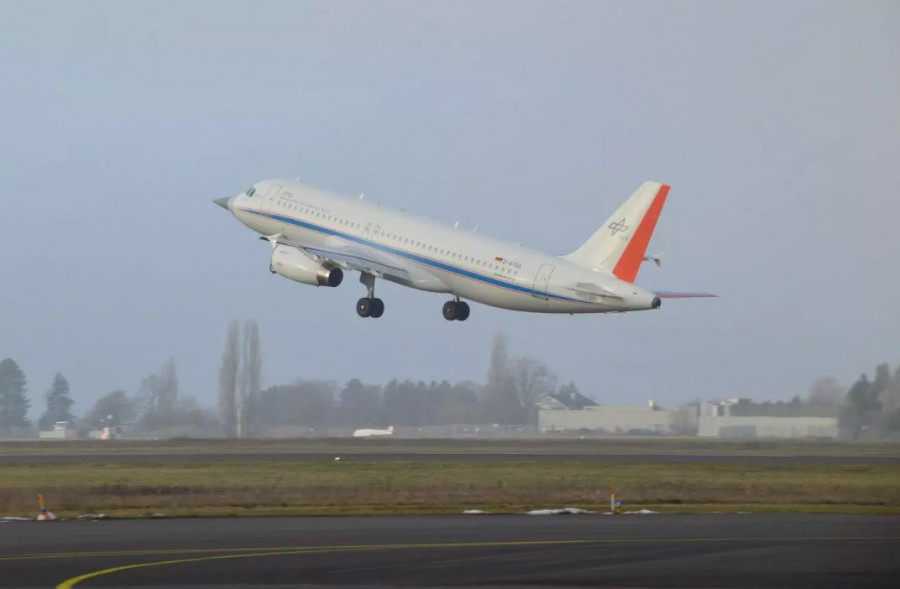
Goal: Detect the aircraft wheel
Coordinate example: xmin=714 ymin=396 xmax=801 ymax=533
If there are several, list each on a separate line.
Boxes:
xmin=370 ymin=298 xmax=385 ymax=318
xmin=456 ymin=302 xmax=470 ymax=321
xmin=442 ymin=301 xmax=457 ymax=321
xmin=356 ymin=298 xmax=372 ymax=318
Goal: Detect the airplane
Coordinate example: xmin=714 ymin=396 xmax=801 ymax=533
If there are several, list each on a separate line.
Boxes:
xmin=352 ymin=426 xmax=395 ymax=438
xmin=214 ymin=179 xmax=713 ymax=320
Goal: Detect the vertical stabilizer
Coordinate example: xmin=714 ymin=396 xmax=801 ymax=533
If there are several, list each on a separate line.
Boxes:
xmin=562 ymin=182 xmax=669 ymax=282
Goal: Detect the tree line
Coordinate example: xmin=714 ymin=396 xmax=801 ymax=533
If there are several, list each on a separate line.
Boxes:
xmin=839 ymin=363 xmax=900 ymax=438
xmin=0 ymin=357 xmax=217 ymax=436
xmin=220 ymin=331 xmax=566 ymax=435
xmin=2 ymin=326 xmax=898 ymax=437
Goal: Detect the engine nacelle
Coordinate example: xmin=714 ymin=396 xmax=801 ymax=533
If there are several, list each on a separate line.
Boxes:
xmin=270 ymin=245 xmax=343 ymax=287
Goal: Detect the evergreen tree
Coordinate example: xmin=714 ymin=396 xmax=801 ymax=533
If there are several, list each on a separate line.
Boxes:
xmin=873 ymin=364 xmax=891 ymax=398
xmin=0 ymin=358 xmax=30 ymax=433
xmin=483 ymin=332 xmax=521 ymax=423
xmin=157 ymin=359 xmax=179 ymax=425
xmin=134 ymin=373 xmax=161 ymax=427
xmin=38 ymin=373 xmax=75 ymax=430
xmin=877 ymin=364 xmax=900 ymax=433
xmin=84 ymin=390 xmax=136 ymax=427
xmin=239 ymin=320 xmax=262 ymax=436
xmin=339 ymin=378 xmax=381 ymax=427
xmin=840 ymin=374 xmax=880 ymax=438
xmin=218 ymin=321 xmax=240 ymax=438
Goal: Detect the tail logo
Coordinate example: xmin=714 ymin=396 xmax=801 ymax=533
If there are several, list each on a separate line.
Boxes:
xmin=608 ymin=218 xmax=630 ymax=236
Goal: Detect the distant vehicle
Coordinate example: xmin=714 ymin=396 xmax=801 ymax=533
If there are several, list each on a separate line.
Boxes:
xmin=38 ymin=421 xmax=77 ymax=440
xmin=352 ymin=426 xmax=395 ymax=438
xmin=215 ymin=179 xmax=714 ymax=320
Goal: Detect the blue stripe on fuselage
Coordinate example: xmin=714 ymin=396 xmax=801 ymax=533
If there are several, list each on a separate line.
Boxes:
xmin=240 ymin=207 xmax=589 ymax=304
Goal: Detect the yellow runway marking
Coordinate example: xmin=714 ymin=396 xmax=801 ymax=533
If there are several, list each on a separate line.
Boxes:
xmin=0 ymin=546 xmax=334 ymax=562
xmin=55 ymin=540 xmax=592 ymax=588
xmin=50 ymin=536 xmax=900 ymax=588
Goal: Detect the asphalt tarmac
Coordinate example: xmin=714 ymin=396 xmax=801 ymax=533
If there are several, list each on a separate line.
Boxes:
xmin=1 ymin=514 xmax=896 ymax=588
xmin=1 ymin=452 xmax=896 ymax=465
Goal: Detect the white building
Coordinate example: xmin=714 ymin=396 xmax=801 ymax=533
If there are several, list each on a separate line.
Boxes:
xmin=538 ymin=398 xmax=696 ymax=435
xmin=38 ymin=421 xmax=78 ymax=440
xmin=697 ymin=401 xmax=838 ymax=438
xmin=698 ymin=415 xmax=838 ymax=438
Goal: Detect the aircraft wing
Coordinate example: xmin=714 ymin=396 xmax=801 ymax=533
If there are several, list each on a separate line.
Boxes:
xmin=302 ymin=243 xmax=412 ymax=282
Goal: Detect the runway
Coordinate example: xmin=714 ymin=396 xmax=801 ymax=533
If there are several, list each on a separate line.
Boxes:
xmin=1 ymin=514 xmax=897 ymax=587
xmin=2 ymin=452 xmax=896 ymax=465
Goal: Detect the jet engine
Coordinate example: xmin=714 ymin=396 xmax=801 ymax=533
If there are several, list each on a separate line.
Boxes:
xmin=270 ymin=245 xmax=343 ymax=287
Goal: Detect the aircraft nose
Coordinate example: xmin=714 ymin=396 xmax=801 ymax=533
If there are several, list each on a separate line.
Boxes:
xmin=213 ymin=196 xmax=233 ymax=211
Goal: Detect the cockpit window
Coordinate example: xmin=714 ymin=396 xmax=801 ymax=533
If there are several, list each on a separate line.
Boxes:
xmin=246 ymin=187 xmax=257 ymax=197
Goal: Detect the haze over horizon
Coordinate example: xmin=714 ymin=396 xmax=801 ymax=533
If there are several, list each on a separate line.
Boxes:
xmin=2 ymin=0 xmax=898 ymax=416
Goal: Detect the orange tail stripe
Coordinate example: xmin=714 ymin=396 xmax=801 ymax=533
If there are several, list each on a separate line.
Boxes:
xmin=613 ymin=184 xmax=669 ymax=283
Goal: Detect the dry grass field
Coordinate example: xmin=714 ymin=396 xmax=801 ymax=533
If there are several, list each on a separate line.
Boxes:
xmin=2 ymin=436 xmax=899 ymax=457
xmin=1 ymin=443 xmax=898 ymax=517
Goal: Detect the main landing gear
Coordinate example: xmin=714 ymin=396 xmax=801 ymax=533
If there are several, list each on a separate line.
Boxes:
xmin=357 ymin=297 xmax=384 ymax=318
xmin=356 ymin=273 xmax=384 ymax=318
xmin=442 ymin=299 xmax=470 ymax=321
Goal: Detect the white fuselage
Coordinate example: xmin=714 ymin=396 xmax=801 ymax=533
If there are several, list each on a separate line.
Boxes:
xmin=223 ymin=180 xmax=659 ymax=314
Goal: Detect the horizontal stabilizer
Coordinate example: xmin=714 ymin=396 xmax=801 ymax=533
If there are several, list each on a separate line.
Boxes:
xmin=654 ymin=291 xmax=717 ymax=299
xmin=565 ymin=282 xmax=625 ymax=302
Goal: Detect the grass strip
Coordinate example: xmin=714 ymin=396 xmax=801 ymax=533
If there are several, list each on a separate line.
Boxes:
xmin=2 ymin=459 xmax=897 ymax=518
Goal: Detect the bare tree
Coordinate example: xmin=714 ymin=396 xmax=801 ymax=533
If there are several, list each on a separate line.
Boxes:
xmin=509 ymin=357 xmax=557 ymax=425
xmin=805 ymin=376 xmax=843 ymax=416
xmin=219 ymin=321 xmax=240 ymax=438
xmin=509 ymin=357 xmax=557 ymax=407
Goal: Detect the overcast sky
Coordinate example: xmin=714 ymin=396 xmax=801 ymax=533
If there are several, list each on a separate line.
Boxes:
xmin=1 ymin=0 xmax=897 ymax=414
